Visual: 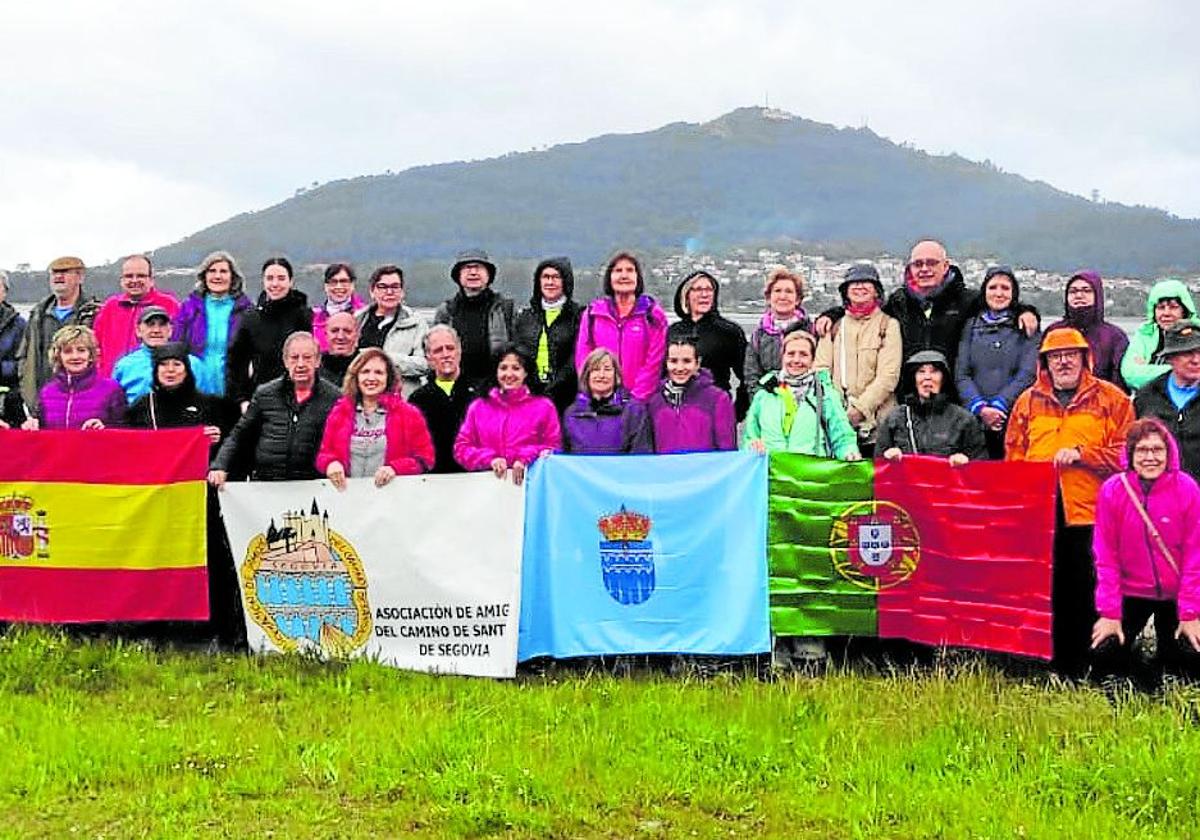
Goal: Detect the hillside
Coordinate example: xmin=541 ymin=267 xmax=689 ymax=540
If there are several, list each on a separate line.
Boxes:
xmin=149 ymin=107 xmax=1200 ymax=278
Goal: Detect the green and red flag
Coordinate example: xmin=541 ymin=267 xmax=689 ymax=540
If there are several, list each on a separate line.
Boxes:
xmin=768 ymin=454 xmax=1055 ymax=659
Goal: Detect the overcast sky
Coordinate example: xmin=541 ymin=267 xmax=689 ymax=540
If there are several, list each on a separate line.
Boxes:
xmin=2 ymin=1 xmax=1197 ymax=268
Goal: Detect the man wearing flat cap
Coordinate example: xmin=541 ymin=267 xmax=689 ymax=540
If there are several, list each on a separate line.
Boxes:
xmin=433 ymin=249 xmax=514 ymax=389
xmin=1134 ymin=319 xmax=1200 ymax=479
xmin=16 ymin=256 xmax=101 ymax=412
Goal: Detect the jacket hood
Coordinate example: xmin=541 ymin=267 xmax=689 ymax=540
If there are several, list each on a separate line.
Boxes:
xmin=1063 ymin=271 xmax=1106 ymax=326
xmin=530 ymin=257 xmax=575 ymax=307
xmin=902 ymin=349 xmax=952 ymax=393
xmin=150 ymin=342 xmax=198 ymax=396
xmin=673 ymin=270 xmax=721 ymax=319
xmin=257 ymin=288 xmax=309 ymax=313
xmin=1119 ymin=416 xmax=1182 ymax=473
xmin=979 ymin=266 xmax=1021 ymax=310
xmin=1140 ymin=278 xmax=1196 ymax=330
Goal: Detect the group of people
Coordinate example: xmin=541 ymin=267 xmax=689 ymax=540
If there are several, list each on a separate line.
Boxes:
xmin=1 ymin=239 xmax=1199 ymax=684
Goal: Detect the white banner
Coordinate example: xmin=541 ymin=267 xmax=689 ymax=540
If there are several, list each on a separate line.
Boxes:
xmin=221 ymin=474 xmax=524 ymax=678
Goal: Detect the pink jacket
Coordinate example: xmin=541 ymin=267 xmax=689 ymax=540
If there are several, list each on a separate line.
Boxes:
xmin=453 ymin=386 xmax=561 ymax=471
xmin=574 ymin=295 xmax=667 ymax=400
xmin=312 ymin=295 xmax=366 ymax=352
xmin=1093 ymin=419 xmax=1200 ymax=621
xmin=93 ymin=289 xmax=181 ymax=376
xmin=316 ymin=393 xmax=434 ymax=476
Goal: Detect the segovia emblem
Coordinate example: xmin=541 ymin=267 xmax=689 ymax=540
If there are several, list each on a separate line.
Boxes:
xmin=598 ymin=505 xmax=655 ymax=605
xmin=0 ymin=495 xmax=50 ymax=561
xmin=829 ymin=500 xmax=921 ymax=591
xmin=240 ymin=499 xmax=372 ymax=656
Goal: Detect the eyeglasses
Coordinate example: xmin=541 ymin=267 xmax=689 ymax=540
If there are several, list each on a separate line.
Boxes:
xmin=1133 ymin=445 xmax=1168 ymax=456
xmin=909 ymin=259 xmax=943 ymax=270
xmin=325 ymin=278 xmax=354 ymax=286
xmin=374 ymin=283 xmax=403 ymax=292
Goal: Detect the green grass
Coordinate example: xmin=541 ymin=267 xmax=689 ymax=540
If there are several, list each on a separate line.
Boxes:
xmin=0 ymin=630 xmax=1198 ymax=839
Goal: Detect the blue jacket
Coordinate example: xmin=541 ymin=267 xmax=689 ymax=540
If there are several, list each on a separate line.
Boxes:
xmin=113 ymin=344 xmax=211 ymax=405
xmin=955 ymin=313 xmax=1040 ymax=415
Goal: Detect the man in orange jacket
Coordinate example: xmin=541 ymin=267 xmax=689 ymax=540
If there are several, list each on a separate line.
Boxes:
xmin=1006 ymin=327 xmax=1134 ymax=675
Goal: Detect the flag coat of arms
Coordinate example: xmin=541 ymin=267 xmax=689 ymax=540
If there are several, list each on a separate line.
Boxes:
xmin=769 ymin=453 xmax=1055 ymax=658
xmin=519 ymin=452 xmax=770 ymax=660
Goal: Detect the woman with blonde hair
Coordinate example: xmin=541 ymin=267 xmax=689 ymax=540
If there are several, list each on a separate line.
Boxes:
xmin=745 ymin=267 xmax=812 ymax=400
xmin=316 ymin=347 xmax=435 ymax=489
xmin=562 ymin=347 xmax=652 ymax=454
xmin=34 ymin=325 xmax=126 ymax=430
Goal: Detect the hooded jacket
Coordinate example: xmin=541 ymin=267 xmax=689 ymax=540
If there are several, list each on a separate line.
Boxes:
xmin=561 ymin=388 xmax=653 ymax=454
xmin=1046 ymin=271 xmax=1129 ymax=391
xmin=813 ymin=304 xmax=901 ymax=439
xmin=92 ymin=288 xmax=181 ymax=377
xmin=433 ymin=287 xmax=515 ymax=389
xmin=667 ymin=271 xmax=749 ymax=418
xmin=211 ymin=374 xmax=340 ymax=481
xmin=226 ymin=289 xmax=314 ymax=403
xmin=742 ymin=369 xmax=859 ymax=459
xmin=882 ymin=264 xmax=977 ymax=396
xmin=316 ymin=393 xmax=435 ymax=477
xmin=514 ymin=257 xmax=582 ymax=413
xmin=645 ymin=368 xmax=736 ymax=454
xmin=1093 ymin=419 xmax=1200 ymax=621
xmin=312 ymin=293 xmax=366 ymax=352
xmin=1133 ymin=371 xmax=1200 ymax=480
xmin=575 ymin=295 xmax=668 ymax=401
xmin=17 ymin=293 xmax=101 ymax=411
xmin=356 ymin=303 xmax=430 ymax=397
xmin=409 ymin=375 xmax=480 ymax=473
xmin=876 ymin=351 xmax=986 ymax=459
xmin=0 ymin=301 xmax=26 ymax=389
xmin=127 ymin=347 xmax=233 ymax=456
xmin=955 ymin=269 xmax=1041 ymax=415
xmin=453 ymin=385 xmax=561 ymax=470
xmin=112 ymin=343 xmax=211 ymax=405
xmin=1121 ymin=278 xmax=1197 ymax=391
xmin=37 ymin=366 xmax=127 ymax=430
xmin=1005 ymin=329 xmax=1135 ymax=525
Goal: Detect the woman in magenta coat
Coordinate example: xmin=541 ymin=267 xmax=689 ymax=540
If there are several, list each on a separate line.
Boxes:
xmin=1091 ymin=417 xmax=1200 ymax=682
xmin=454 ymin=344 xmax=561 ymax=485
xmin=574 ymin=251 xmax=667 ymax=400
xmin=645 ymin=336 xmax=736 ymax=453
xmin=317 ymin=348 xmax=435 ymax=488
xmin=35 ymin=325 xmax=126 ymax=430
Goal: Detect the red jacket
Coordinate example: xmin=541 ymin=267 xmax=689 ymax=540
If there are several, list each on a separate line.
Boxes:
xmin=93 ymin=289 xmax=181 ymax=376
xmin=316 ymin=393 xmax=434 ymax=476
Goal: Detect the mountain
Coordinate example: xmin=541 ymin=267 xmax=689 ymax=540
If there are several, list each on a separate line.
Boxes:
xmin=150 ymin=107 xmax=1200 ymax=277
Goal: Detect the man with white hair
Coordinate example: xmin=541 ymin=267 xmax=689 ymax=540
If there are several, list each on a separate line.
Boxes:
xmin=408 ymin=324 xmax=480 ymax=473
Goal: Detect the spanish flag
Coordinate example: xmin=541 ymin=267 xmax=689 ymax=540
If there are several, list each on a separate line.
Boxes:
xmin=0 ymin=429 xmax=208 ymax=622
xmin=768 ymin=454 xmax=1055 ymax=659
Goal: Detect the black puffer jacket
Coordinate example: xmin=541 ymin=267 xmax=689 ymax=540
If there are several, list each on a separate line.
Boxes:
xmin=667 ymin=271 xmax=749 ymax=418
xmin=211 ymin=375 xmax=339 ymax=480
xmin=875 ymin=351 xmax=986 ymax=459
xmin=226 ymin=289 xmax=313 ymax=403
xmin=1134 ymin=372 xmax=1200 ymax=479
xmin=514 ymin=257 xmax=582 ymax=413
xmin=408 ymin=375 xmax=480 ymax=473
xmin=1 ymin=386 xmax=27 ymax=428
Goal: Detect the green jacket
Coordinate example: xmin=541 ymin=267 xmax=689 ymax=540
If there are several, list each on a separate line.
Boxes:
xmin=1121 ymin=279 xmax=1197 ymax=390
xmin=741 ymin=369 xmax=859 ymax=459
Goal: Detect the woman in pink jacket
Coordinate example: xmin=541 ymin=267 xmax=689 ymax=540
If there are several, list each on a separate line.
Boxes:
xmin=454 ymin=344 xmax=561 ymax=485
xmin=1091 ymin=417 xmax=1200 ymax=682
xmin=574 ymin=251 xmax=667 ymax=401
xmin=316 ymin=348 xmax=435 ymax=489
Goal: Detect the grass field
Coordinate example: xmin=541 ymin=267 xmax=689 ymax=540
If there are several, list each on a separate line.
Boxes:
xmin=1 ymin=630 xmax=1198 ymax=839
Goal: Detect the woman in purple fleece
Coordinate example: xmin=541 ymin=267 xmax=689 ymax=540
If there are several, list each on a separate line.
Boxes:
xmin=561 ymin=348 xmax=652 ymax=454
xmin=35 ymin=325 xmax=125 ymax=430
xmin=645 ymin=336 xmax=736 ymax=454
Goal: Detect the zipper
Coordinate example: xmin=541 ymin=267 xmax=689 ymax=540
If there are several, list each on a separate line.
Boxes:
xmin=65 ymin=373 xmax=75 ymax=428
xmin=1139 ymin=480 xmax=1165 ymax=599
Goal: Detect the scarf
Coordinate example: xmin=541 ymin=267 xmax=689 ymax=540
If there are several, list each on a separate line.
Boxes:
xmin=846 ymin=299 xmax=880 ymax=319
xmin=662 ymin=378 xmax=689 ymax=408
xmin=541 ymin=296 xmax=566 ymax=311
xmin=323 ymin=297 xmax=356 ymax=316
xmin=981 ymin=308 xmax=1011 ymax=324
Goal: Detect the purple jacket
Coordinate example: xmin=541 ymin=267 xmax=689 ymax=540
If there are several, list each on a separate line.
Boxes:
xmin=172 ymin=291 xmax=253 ymax=357
xmin=1046 ymin=270 xmax=1129 ymax=391
xmin=562 ymin=388 xmax=653 ymax=454
xmin=453 ymin=386 xmax=562 ymax=470
xmin=645 ymin=369 xmax=736 ymax=454
xmin=574 ymin=295 xmax=667 ymax=400
xmin=38 ymin=367 xmax=127 ymax=430
xmin=1093 ymin=419 xmax=1200 ymax=621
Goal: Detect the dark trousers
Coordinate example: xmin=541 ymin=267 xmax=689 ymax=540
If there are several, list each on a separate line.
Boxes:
xmin=983 ymin=428 xmax=1006 ymax=460
xmin=1052 ymin=498 xmax=1096 ymax=677
xmin=1092 ymin=597 xmax=1200 ymax=684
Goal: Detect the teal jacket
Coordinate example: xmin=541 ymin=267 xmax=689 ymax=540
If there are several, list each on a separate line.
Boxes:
xmin=741 ymin=370 xmax=859 ymax=459
xmin=1121 ymin=279 xmax=1198 ymax=390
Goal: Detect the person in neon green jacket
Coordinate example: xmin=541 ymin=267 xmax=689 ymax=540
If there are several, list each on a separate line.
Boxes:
xmin=743 ymin=326 xmax=861 ymax=460
xmin=1122 ymin=278 xmax=1197 ymax=390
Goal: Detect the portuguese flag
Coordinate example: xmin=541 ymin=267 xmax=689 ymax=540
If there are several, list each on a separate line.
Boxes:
xmin=768 ymin=454 xmax=1055 ymax=659
xmin=0 ymin=428 xmax=209 ymax=622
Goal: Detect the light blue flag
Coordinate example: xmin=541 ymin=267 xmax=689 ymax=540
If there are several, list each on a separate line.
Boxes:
xmin=518 ymin=451 xmax=770 ymax=659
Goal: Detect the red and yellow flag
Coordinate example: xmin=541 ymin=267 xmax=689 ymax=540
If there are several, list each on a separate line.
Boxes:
xmin=0 ymin=429 xmax=209 ymax=622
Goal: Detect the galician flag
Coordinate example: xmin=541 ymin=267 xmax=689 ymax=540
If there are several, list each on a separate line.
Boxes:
xmin=769 ymin=454 xmax=1055 ymax=659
